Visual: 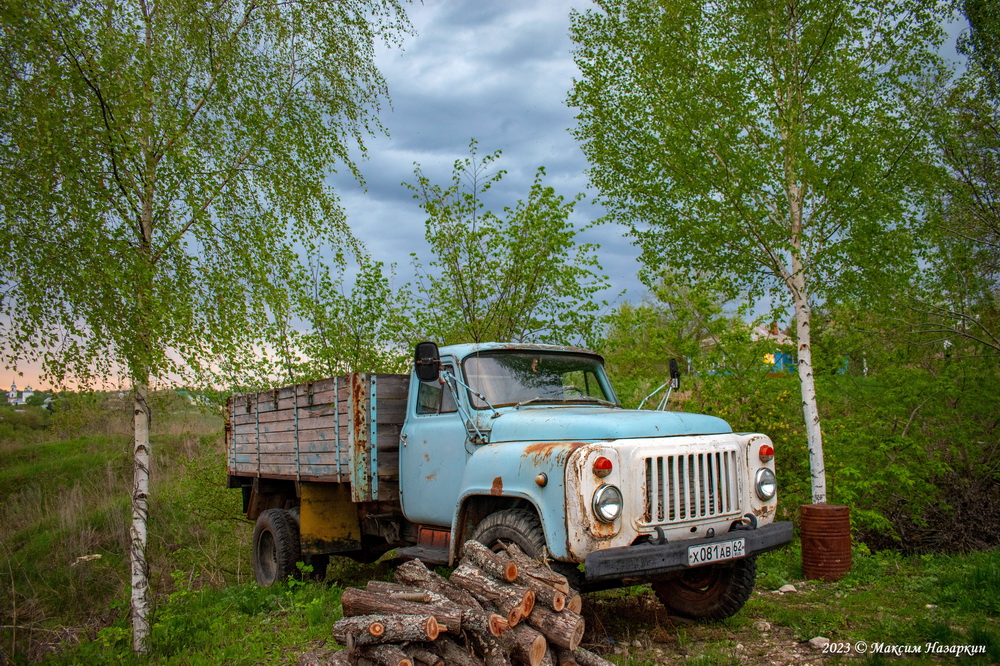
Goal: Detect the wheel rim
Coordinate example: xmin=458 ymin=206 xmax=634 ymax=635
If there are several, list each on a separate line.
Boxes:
xmin=485 ymin=537 xmax=515 ymax=554
xmin=257 ymin=531 xmax=277 ymax=582
xmin=661 ymin=565 xmax=728 ymax=603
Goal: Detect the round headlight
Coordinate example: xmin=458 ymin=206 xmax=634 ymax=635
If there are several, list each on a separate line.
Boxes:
xmin=593 ymin=484 xmax=623 ymax=522
xmin=755 ymin=467 xmax=777 ymax=500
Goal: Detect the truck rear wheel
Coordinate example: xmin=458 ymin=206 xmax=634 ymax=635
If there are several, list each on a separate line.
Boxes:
xmin=651 ymin=556 xmax=757 ymax=621
xmin=252 ymin=508 xmax=301 ymax=586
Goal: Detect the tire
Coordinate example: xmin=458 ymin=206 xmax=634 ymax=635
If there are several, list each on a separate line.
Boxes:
xmin=252 ymin=508 xmax=301 ymax=586
xmin=470 ymin=508 xmax=583 ymax=587
xmin=651 ymin=555 xmax=757 ymax=621
xmin=472 ymin=508 xmax=548 ymax=559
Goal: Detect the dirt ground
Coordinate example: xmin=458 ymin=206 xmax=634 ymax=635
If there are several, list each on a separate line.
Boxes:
xmin=580 ymin=588 xmax=828 ymax=665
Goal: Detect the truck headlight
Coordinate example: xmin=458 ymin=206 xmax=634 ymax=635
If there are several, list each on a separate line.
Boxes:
xmin=755 ymin=468 xmax=777 ymax=500
xmin=593 ymin=484 xmax=623 ymax=522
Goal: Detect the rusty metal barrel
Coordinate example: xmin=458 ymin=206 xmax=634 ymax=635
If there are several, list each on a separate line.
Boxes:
xmin=800 ymin=503 xmax=852 ymax=581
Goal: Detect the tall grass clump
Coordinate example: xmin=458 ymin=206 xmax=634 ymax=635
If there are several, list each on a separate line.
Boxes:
xmin=0 ymin=392 xmax=249 ymax=662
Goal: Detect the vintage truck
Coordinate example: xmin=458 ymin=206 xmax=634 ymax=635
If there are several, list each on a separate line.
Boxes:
xmin=226 ymin=341 xmax=792 ymax=620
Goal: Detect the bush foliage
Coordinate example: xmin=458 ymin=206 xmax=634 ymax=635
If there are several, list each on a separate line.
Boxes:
xmin=600 ymin=290 xmax=1000 ymax=554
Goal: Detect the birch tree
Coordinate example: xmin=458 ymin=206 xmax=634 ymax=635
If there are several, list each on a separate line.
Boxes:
xmin=298 ymin=257 xmax=411 ymax=375
xmin=0 ymin=0 xmax=408 ymax=652
xmin=569 ymin=0 xmax=950 ymax=503
xmin=404 ymin=141 xmax=608 ymax=346
xmin=917 ymin=0 xmax=1000 ymax=356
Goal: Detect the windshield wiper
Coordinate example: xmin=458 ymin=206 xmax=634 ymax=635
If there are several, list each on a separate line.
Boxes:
xmin=514 ymin=396 xmax=562 ymax=409
xmin=441 ymin=369 xmax=500 ymax=420
xmin=515 ymin=396 xmax=618 ymax=409
xmin=570 ymin=396 xmax=619 ymax=407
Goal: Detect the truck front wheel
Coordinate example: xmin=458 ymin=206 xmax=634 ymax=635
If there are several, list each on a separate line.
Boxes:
xmin=252 ymin=508 xmax=301 ymax=586
xmin=472 ymin=508 xmax=582 ymax=587
xmin=472 ymin=508 xmax=547 ymax=558
xmin=651 ymin=556 xmax=757 ymax=621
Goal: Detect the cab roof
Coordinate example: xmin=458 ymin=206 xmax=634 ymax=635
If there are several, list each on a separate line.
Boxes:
xmin=437 ymin=341 xmax=604 ymax=363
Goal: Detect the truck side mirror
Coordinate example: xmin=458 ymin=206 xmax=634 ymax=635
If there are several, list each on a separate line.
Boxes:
xmin=669 ymin=358 xmax=681 ymax=390
xmin=414 ymin=341 xmax=441 ymax=383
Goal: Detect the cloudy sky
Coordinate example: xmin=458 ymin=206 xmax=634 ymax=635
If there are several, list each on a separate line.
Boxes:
xmin=330 ymin=0 xmax=639 ymax=306
xmin=334 ymin=0 xmax=969 ymax=317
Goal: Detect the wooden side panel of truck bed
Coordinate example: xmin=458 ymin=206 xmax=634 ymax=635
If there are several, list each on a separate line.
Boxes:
xmin=226 ymin=373 xmax=408 ymax=502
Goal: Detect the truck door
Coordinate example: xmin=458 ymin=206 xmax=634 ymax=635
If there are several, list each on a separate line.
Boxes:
xmin=399 ymin=359 xmax=470 ymax=526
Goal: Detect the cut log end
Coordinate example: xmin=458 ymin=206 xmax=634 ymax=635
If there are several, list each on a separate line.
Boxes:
xmin=487 ymin=613 xmax=510 ymax=637
xmin=369 ymin=621 xmax=385 ymax=637
xmin=424 ymin=615 xmax=441 ymax=642
xmin=521 ymin=588 xmax=536 ymax=617
xmin=527 ymin=633 xmax=548 ymax=666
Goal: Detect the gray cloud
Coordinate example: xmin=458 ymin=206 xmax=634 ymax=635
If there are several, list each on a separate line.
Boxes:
xmin=331 ymin=0 xmax=645 ymax=308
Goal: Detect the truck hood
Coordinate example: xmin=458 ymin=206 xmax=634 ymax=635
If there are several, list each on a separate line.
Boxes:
xmin=486 ymin=407 xmax=732 ymax=443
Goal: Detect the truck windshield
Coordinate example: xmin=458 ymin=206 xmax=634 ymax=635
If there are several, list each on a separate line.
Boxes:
xmin=462 ymin=351 xmax=618 ymax=409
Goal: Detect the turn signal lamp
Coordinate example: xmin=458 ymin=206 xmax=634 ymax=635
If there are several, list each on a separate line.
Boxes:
xmin=759 ymin=444 xmax=775 ymax=463
xmin=594 ymin=456 xmax=613 ymax=477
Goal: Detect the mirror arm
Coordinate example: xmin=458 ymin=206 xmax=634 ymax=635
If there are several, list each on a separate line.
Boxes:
xmin=638 ymin=382 xmax=669 ymax=410
xmin=640 ymin=358 xmax=682 ymax=411
xmin=439 ymin=370 xmax=494 ymax=444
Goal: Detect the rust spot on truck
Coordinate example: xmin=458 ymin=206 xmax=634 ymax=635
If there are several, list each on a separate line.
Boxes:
xmin=491 ymin=476 xmax=503 ymax=495
xmin=523 ymin=441 xmax=587 ymax=465
xmin=351 ymin=373 xmax=367 ymax=454
xmin=587 ymin=517 xmax=618 ymax=539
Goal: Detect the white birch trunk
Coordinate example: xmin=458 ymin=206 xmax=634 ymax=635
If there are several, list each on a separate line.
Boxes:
xmin=790 ymin=278 xmax=827 ymax=503
xmin=131 ymin=381 xmax=152 ymax=652
xmin=134 ymin=9 xmax=155 ymax=646
xmin=782 ymin=61 xmax=826 ymax=504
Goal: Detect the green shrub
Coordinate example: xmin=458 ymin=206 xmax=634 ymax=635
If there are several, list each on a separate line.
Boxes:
xmin=0 ymin=404 xmax=52 ymax=443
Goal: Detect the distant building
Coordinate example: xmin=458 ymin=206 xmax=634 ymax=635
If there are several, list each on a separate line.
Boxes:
xmin=6 ymin=382 xmax=34 ymax=406
xmin=752 ymin=323 xmax=796 ymax=374
xmin=751 ymin=322 xmax=792 ymax=346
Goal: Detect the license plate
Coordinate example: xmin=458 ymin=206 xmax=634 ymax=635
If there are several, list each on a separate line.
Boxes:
xmin=687 ymin=538 xmax=746 ymax=566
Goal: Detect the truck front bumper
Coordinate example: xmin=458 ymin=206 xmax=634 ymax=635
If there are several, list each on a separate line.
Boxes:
xmin=583 ymin=521 xmax=793 ymax=586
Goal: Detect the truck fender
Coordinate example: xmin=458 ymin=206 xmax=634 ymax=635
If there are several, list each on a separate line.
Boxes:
xmin=448 ymin=440 xmax=588 ymax=563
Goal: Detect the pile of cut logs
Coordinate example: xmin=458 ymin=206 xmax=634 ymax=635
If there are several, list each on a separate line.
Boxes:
xmin=322 ymin=541 xmax=612 ymax=666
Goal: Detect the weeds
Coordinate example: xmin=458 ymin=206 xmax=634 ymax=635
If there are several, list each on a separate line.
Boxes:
xmin=578 ymin=545 xmax=1000 ymax=665
xmin=44 ymin=577 xmax=344 ymax=665
xmin=3 ymin=392 xmax=998 ymax=664
xmin=0 ymin=401 xmax=244 ymax=662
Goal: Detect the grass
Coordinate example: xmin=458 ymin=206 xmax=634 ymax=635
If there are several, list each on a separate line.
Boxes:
xmin=0 ymin=397 xmax=251 ymax=663
xmin=2 ymin=397 xmax=998 ymax=664
xmin=19 ymin=556 xmax=399 ymax=665
xmin=584 ymin=545 xmax=1000 ymax=665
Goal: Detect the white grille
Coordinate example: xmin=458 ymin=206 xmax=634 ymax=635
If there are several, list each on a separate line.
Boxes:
xmin=642 ymin=449 xmax=741 ymax=525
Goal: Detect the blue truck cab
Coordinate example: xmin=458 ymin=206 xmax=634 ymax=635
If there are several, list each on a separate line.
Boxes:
xmin=227 ymin=341 xmax=792 ymax=620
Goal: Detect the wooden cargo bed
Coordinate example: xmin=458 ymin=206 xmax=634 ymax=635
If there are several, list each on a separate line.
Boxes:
xmin=226 ymin=373 xmax=408 ymax=502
